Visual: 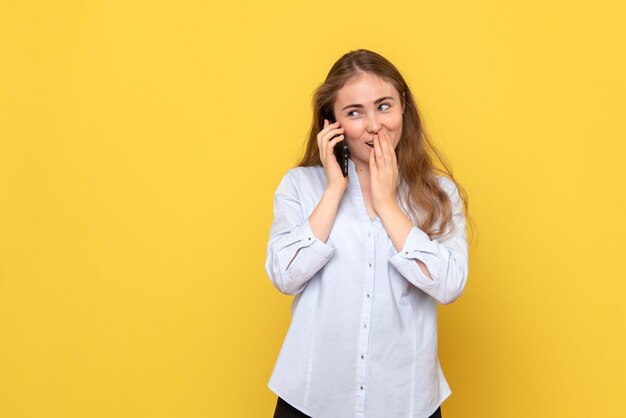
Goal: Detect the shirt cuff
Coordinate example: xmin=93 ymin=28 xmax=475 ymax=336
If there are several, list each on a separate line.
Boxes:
xmin=388 ymin=226 xmax=443 ymax=286
xmin=298 ymin=219 xmax=335 ymax=259
xmin=278 ymin=219 xmax=335 ymax=271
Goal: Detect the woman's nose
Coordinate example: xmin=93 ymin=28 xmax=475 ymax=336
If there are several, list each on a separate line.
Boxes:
xmin=365 ymin=114 xmax=382 ymax=133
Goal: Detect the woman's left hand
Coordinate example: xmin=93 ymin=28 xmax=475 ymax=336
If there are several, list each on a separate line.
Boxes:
xmin=370 ymin=130 xmax=399 ymax=213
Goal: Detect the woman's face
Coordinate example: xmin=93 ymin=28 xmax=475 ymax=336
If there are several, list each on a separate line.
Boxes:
xmin=332 ymin=72 xmax=404 ymax=169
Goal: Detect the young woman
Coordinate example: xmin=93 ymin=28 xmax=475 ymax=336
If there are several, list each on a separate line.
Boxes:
xmin=265 ymin=49 xmax=471 ymax=418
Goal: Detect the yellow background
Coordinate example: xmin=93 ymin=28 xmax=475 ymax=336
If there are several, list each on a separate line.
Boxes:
xmin=1 ymin=1 xmax=625 ymax=417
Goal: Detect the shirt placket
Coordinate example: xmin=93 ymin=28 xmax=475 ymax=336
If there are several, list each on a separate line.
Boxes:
xmin=355 ymin=219 xmax=378 ymax=418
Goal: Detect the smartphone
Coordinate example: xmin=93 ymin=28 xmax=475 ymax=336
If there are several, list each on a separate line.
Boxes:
xmin=324 ymin=112 xmax=350 ymax=177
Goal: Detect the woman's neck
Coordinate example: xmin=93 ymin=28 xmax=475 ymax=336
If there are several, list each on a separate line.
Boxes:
xmin=353 ymin=159 xmax=370 ymax=175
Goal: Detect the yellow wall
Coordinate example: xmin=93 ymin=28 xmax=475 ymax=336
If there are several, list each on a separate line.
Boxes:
xmin=1 ymin=1 xmax=625 ymax=417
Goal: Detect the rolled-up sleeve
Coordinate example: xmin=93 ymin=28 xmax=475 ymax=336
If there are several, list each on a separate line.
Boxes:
xmin=388 ymin=178 xmax=469 ymax=304
xmin=265 ymin=171 xmax=336 ymax=295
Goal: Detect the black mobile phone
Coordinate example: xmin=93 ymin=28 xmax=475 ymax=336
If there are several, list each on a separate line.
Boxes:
xmin=324 ymin=112 xmax=350 ymax=177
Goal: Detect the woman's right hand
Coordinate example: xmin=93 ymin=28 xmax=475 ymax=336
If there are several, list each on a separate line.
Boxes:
xmin=317 ymin=119 xmax=349 ymax=192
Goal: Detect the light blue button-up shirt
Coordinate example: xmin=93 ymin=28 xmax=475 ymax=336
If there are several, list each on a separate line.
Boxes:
xmin=265 ymin=158 xmax=469 ymax=418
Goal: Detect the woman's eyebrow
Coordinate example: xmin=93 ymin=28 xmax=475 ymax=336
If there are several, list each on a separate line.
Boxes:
xmin=341 ymin=96 xmax=395 ymax=110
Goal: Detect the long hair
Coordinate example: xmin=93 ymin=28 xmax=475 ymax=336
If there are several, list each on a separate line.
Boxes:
xmin=297 ymin=49 xmax=475 ymax=243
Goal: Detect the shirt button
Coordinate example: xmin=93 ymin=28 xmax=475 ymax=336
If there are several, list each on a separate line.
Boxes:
xmin=368 ymin=232 xmax=371 ymax=238
xmin=405 ymin=251 xmax=409 ymax=255
xmin=366 ymin=293 xmax=370 ymax=298
xmin=308 ymin=237 xmax=312 ymax=241
xmin=363 ymin=323 xmax=367 ymax=328
xmin=368 ymin=263 xmax=372 ymax=268
xmin=360 ymin=385 xmax=364 ymax=390
xmin=360 ymin=354 xmax=365 ymax=359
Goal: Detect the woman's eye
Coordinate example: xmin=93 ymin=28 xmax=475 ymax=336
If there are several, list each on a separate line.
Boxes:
xmin=379 ymin=103 xmax=390 ymax=111
xmin=347 ymin=111 xmax=359 ymax=117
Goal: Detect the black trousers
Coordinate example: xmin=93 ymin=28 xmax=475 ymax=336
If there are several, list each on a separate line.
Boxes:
xmin=273 ymin=396 xmax=442 ymax=418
